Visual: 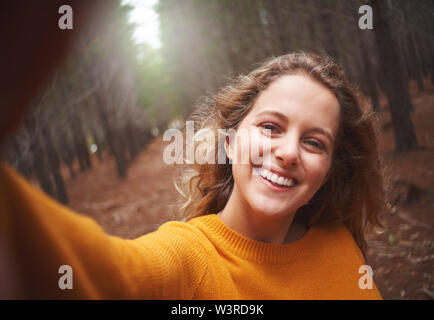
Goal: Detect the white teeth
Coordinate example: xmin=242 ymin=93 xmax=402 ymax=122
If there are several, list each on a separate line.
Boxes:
xmin=257 ymin=167 xmax=296 ymax=187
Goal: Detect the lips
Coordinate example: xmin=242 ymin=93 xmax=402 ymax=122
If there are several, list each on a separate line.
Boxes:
xmin=253 ymin=166 xmax=299 ymax=191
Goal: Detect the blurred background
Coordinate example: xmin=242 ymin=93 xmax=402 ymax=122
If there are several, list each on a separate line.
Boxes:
xmin=1 ymin=0 xmax=433 ymax=299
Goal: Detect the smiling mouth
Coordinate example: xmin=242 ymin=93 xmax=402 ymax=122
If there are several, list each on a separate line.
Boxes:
xmin=253 ymin=167 xmax=299 ymax=189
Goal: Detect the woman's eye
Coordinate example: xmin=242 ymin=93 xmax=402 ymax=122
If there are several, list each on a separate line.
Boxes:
xmin=260 ymin=123 xmax=279 ymax=134
xmin=304 ymin=139 xmax=325 ymax=150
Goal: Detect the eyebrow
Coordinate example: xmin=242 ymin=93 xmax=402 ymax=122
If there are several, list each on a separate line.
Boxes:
xmin=255 ymin=110 xmax=288 ymax=124
xmin=306 ymin=127 xmax=334 ymax=144
xmin=255 ymin=109 xmax=334 ymax=143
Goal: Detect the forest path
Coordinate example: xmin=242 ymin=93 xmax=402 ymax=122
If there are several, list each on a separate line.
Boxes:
xmin=65 ymin=136 xmax=180 ymax=239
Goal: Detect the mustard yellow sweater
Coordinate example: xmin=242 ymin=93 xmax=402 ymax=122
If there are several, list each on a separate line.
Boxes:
xmin=0 ymin=164 xmax=382 ymax=299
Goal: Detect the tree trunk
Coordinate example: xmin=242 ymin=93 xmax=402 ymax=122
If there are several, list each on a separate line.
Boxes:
xmin=96 ymin=95 xmax=128 ymax=178
xmin=371 ymin=0 xmax=418 ymax=152
xmin=32 ymin=133 xmax=55 ymax=198
xmin=318 ymin=1 xmax=339 ymax=60
xmin=265 ymin=0 xmax=292 ymax=54
xmin=71 ymin=116 xmax=92 ymax=172
xmin=358 ymin=30 xmax=380 ymax=111
xmin=42 ymin=126 xmax=69 ymax=204
xmin=407 ymin=30 xmax=425 ymax=92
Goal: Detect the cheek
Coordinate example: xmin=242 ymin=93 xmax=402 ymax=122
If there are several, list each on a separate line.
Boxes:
xmin=304 ymin=155 xmax=331 ymax=185
xmin=232 ymin=128 xmax=265 ymax=165
xmin=246 ymin=129 xmax=271 ymax=166
xmin=231 ymin=163 xmax=254 ymax=192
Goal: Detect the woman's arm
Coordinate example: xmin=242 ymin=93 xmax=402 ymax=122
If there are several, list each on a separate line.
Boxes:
xmin=0 ymin=163 xmax=207 ymax=299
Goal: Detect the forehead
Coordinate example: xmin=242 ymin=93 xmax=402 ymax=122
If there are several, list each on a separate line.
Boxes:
xmin=246 ymin=74 xmax=340 ymax=134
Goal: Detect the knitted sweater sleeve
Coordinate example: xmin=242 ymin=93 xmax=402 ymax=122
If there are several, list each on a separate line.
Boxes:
xmin=0 ymin=163 xmax=207 ymax=299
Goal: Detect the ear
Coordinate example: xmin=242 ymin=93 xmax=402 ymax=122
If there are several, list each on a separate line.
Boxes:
xmin=224 ymin=136 xmax=234 ymax=161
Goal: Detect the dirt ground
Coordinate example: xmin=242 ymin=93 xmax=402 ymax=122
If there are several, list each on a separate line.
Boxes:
xmin=63 ymin=79 xmax=433 ymax=300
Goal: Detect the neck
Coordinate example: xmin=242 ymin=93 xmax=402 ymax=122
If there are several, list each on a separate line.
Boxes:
xmin=218 ymin=187 xmax=305 ymax=244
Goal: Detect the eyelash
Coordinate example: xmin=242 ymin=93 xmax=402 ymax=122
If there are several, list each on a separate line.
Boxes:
xmin=259 ymin=123 xmax=326 ymax=151
xmin=304 ymin=140 xmax=325 ymax=150
xmin=260 ymin=123 xmax=280 ymax=133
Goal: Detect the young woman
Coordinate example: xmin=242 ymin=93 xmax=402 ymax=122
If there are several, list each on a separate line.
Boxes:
xmin=0 ymin=52 xmax=385 ymax=299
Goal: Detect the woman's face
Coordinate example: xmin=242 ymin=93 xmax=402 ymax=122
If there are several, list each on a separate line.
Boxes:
xmin=225 ymin=74 xmax=340 ymax=220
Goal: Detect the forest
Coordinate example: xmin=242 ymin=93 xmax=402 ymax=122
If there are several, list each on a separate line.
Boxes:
xmin=2 ymin=0 xmax=433 ymax=204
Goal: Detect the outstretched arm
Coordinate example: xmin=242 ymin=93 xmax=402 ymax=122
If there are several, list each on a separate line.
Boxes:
xmin=0 ymin=163 xmax=207 ymax=299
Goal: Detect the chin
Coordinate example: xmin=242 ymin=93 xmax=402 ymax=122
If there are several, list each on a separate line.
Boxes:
xmin=249 ymin=197 xmax=299 ymax=220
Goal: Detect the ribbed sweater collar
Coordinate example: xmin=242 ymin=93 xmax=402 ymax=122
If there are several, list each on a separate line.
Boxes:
xmin=189 ymin=214 xmax=319 ymax=264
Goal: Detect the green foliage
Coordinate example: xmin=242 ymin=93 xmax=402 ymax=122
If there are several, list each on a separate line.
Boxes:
xmin=136 ymin=44 xmax=180 ymax=129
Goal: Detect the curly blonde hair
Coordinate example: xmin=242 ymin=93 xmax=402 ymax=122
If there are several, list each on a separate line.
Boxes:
xmin=174 ymin=52 xmax=385 ymax=255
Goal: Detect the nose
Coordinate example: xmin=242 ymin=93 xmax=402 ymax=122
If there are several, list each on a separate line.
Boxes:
xmin=274 ymin=134 xmax=300 ymax=168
